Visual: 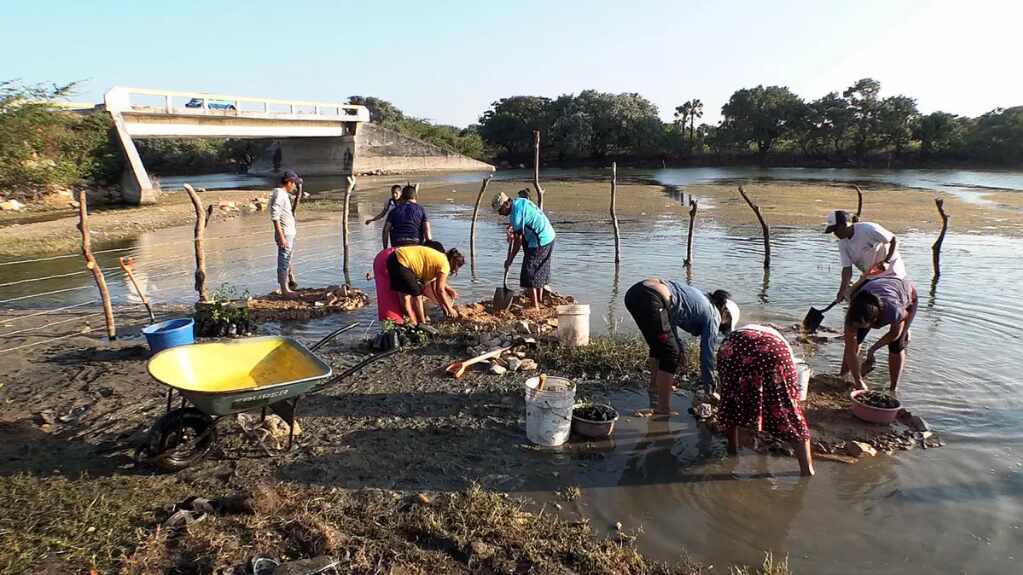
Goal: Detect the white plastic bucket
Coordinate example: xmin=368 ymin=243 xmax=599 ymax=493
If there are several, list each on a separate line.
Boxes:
xmin=556 ymin=304 xmax=590 ymax=347
xmin=524 ymin=376 xmax=576 ymax=446
xmin=795 ymin=361 xmax=812 ymax=401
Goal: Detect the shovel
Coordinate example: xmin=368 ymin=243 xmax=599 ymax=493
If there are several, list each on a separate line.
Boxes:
xmin=493 ymin=242 xmax=516 ymax=311
xmin=802 ymin=299 xmax=840 ymax=332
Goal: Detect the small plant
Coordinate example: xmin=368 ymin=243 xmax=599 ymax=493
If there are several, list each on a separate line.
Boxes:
xmin=193 ymin=283 xmax=255 ymax=338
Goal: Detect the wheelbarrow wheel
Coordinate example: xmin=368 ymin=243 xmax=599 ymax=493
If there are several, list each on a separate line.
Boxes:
xmin=144 ymin=407 xmax=216 ymax=472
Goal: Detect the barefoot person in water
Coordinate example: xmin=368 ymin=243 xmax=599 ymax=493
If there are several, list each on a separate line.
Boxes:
xmin=269 ymin=170 xmax=301 ymax=297
xmin=624 ymin=279 xmax=739 ymax=417
xmin=492 ymin=191 xmax=556 ymax=311
xmin=842 ymin=276 xmax=918 ymax=392
xmin=717 ymin=324 xmax=815 ymax=477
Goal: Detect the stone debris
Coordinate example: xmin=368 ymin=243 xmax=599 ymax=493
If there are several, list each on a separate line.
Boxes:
xmin=248 ymin=286 xmax=369 ymax=321
xmin=0 ymin=199 xmax=25 ymax=211
xmin=846 ymin=441 xmax=878 ymax=458
xmin=506 ymin=357 xmax=523 ymax=372
xmin=519 ymin=359 xmax=538 ymax=371
xmin=489 ymin=363 xmax=508 ymax=375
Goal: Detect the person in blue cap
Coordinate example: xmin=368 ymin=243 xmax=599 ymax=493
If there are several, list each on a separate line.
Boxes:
xmin=270 ymin=170 xmax=302 ymax=297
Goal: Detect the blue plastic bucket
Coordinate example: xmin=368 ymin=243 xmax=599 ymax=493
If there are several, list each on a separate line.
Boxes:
xmin=142 ymin=318 xmax=195 ymax=354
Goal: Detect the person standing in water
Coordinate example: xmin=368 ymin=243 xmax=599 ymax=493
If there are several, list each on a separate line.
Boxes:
xmin=716 ymin=324 xmax=815 ymax=477
xmin=825 ymin=210 xmax=907 ymax=302
xmin=269 ymin=170 xmax=301 ymax=297
xmin=492 ymin=190 xmax=556 ymax=311
xmin=842 ymin=276 xmax=918 ymax=392
xmin=384 ymin=185 xmax=431 ymax=249
xmin=624 ymin=278 xmax=739 ymax=416
xmin=366 ymin=184 xmax=403 ymax=248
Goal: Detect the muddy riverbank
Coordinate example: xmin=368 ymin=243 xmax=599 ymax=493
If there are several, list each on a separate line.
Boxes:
xmin=0 ymin=310 xmax=795 ymax=574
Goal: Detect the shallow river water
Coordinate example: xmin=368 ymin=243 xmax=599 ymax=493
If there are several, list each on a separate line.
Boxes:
xmin=4 ymin=168 xmax=1023 ymax=573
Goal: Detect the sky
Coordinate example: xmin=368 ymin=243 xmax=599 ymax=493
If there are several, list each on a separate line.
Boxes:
xmin=4 ymin=0 xmax=1021 ymax=127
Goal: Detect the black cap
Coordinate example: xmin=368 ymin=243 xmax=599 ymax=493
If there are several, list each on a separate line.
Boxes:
xmin=281 ymin=170 xmax=303 ymax=185
xmin=824 ymin=210 xmax=849 ymax=233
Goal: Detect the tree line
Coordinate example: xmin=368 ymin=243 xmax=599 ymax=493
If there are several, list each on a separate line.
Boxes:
xmin=475 ymin=78 xmax=1023 ymax=167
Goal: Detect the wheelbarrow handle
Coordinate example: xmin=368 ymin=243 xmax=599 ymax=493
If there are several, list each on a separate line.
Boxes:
xmin=313 ymin=347 xmax=400 ymax=392
xmin=309 ymin=322 xmax=359 ymax=352
xmin=821 ymin=299 xmax=841 ymax=313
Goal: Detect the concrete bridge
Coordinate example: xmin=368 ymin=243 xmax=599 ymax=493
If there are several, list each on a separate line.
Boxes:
xmin=105 ymin=87 xmax=493 ymax=204
xmin=105 ymin=87 xmax=369 ymax=203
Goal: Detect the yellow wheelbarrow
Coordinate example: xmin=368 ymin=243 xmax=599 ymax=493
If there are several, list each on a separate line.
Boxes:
xmin=138 ymin=323 xmax=397 ymax=471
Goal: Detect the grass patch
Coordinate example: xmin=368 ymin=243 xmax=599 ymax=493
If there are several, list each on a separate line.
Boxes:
xmin=0 ymin=473 xmax=197 ymax=574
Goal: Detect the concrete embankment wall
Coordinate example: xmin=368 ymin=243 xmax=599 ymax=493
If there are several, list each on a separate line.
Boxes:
xmin=250 ymin=123 xmax=493 ymax=177
xmin=353 ymin=123 xmax=494 ymax=175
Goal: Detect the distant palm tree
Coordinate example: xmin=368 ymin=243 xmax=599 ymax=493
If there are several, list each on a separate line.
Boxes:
xmin=688 ymin=99 xmax=703 ymax=149
xmin=674 ymin=102 xmax=692 ymax=148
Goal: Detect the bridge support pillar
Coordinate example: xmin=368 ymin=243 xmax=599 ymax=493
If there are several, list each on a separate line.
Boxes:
xmin=110 ymin=112 xmax=158 ymax=205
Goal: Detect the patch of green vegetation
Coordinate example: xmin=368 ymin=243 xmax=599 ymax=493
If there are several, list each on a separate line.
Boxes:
xmin=535 ymin=337 xmax=648 ymax=379
xmin=194 ymin=283 xmax=254 ymax=337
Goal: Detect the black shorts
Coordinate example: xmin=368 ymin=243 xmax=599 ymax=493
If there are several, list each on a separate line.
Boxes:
xmin=386 ymin=253 xmax=422 ymax=296
xmin=624 ymin=282 xmax=680 ymax=373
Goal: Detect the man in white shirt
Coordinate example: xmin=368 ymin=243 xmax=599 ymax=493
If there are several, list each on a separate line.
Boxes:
xmin=825 ymin=210 xmax=907 ymax=302
xmin=270 ymin=170 xmax=301 ymax=296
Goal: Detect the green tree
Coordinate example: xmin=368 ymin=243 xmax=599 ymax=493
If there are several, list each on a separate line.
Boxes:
xmin=966 ymin=106 xmax=1023 ymax=164
xmin=877 ymin=95 xmax=919 ymax=158
xmin=843 ymin=78 xmax=882 ymax=162
xmin=346 ymin=95 xmax=405 ymax=124
xmin=720 ymin=85 xmax=804 ymax=164
xmin=913 ymin=111 xmax=962 ymax=157
xmin=477 ymin=96 xmax=552 ymax=158
xmin=688 ymin=99 xmax=703 ymax=149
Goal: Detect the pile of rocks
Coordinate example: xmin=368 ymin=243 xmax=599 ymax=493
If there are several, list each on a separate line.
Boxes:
xmin=464 ymin=333 xmax=540 ymax=376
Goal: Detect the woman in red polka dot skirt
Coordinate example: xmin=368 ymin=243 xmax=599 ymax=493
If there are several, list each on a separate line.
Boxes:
xmin=717 ymin=325 xmax=815 ymax=477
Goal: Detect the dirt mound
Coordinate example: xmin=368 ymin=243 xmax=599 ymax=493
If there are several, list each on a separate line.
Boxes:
xmin=449 ymin=291 xmax=575 ymax=334
xmin=248 ymin=286 xmax=369 ymax=321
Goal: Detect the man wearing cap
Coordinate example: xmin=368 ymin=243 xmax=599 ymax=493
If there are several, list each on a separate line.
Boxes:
xmin=825 ymin=210 xmax=906 ymax=303
xmin=492 ymin=190 xmax=556 ymax=310
xmin=270 ymin=170 xmax=302 ymax=297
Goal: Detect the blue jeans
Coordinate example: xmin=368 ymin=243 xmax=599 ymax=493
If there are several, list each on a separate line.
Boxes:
xmin=277 ymin=235 xmax=295 ymax=288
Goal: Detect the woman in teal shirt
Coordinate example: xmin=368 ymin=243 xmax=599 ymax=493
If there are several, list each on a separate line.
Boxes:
xmin=492 ymin=191 xmax=556 ymax=310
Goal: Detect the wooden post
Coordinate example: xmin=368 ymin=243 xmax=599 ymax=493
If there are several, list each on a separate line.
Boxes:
xmin=738 ymin=185 xmax=771 ymax=269
xmin=183 ymin=184 xmax=209 ymax=302
xmin=683 ymin=198 xmax=697 ymax=268
xmin=119 ymin=257 xmax=155 ymax=323
xmin=853 ymin=185 xmax=864 ymax=222
xmin=342 ymin=176 xmax=355 ymax=286
xmin=932 ymin=197 xmax=950 ymax=277
xmin=469 ymin=175 xmax=493 ymax=274
xmin=78 ymin=191 xmax=116 ymax=340
xmin=610 ymin=162 xmax=622 ymax=264
xmin=532 ymin=130 xmax=545 ymax=210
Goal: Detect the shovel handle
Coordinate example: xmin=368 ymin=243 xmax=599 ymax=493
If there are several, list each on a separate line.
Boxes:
xmin=821 ymin=299 xmax=841 ymax=313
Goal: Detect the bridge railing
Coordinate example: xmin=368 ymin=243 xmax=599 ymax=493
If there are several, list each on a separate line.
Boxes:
xmin=104 ymin=86 xmax=370 ymax=122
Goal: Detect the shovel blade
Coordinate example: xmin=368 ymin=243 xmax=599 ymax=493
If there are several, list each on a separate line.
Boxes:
xmin=802 ymin=307 xmax=825 ymax=332
xmin=493 ymin=287 xmax=515 ymax=311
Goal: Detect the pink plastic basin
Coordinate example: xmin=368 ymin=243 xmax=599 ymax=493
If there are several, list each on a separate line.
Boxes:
xmin=849 ymin=390 xmax=901 ymax=424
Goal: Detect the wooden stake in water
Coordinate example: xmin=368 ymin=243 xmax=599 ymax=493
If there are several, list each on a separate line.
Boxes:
xmin=533 ymin=130 xmax=545 ymax=210
xmin=78 ymin=191 xmax=116 ymax=340
xmin=738 ymin=185 xmax=771 ymax=269
xmin=683 ymin=198 xmax=697 ymax=269
xmin=932 ymin=197 xmax=950 ymax=277
xmin=610 ymin=162 xmax=622 ymax=264
xmin=342 ymin=176 xmax=355 ymax=286
xmin=853 ymin=185 xmax=864 ymax=222
xmin=183 ymin=184 xmax=209 ymax=302
xmin=469 ymin=175 xmax=493 ymax=275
